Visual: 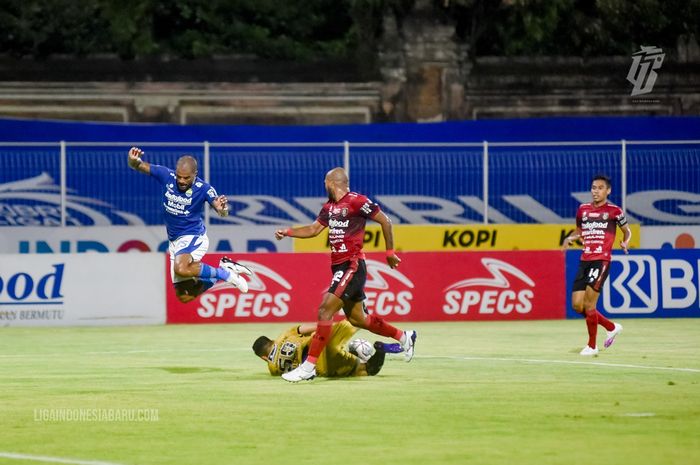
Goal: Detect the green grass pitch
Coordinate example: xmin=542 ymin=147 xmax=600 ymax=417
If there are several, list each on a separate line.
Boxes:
xmin=1 ymin=319 xmax=699 ymax=465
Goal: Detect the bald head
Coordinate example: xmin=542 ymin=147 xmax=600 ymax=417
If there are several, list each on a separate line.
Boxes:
xmin=324 ymin=167 xmax=349 ymax=201
xmin=175 ymin=155 xmax=198 ymax=192
xmin=325 ymin=167 xmax=348 ymax=186
xmin=177 ymin=155 xmax=198 ymax=174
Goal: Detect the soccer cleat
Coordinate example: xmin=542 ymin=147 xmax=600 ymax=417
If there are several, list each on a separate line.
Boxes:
xmin=580 ymin=345 xmax=599 ymax=356
xmin=219 ymin=257 xmax=251 ymax=293
xmin=281 ymin=364 xmax=316 ymax=383
xmin=604 ymin=323 xmax=623 ymax=348
xmin=224 ymin=272 xmax=248 ymax=293
xmin=401 ymin=330 xmax=417 ymax=362
xmin=374 ymin=342 xmax=404 ymax=354
xmin=219 ymin=257 xmax=253 ymax=276
xmin=365 ymin=343 xmax=387 ymax=376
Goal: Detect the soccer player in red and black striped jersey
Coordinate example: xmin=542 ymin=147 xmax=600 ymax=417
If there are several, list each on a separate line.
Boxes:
xmin=274 ymin=167 xmax=416 ymax=382
xmin=563 ymin=174 xmax=632 ymax=356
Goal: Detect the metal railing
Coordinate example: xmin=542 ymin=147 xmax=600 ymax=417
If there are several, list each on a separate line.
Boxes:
xmin=1 ymin=139 xmax=699 ymax=226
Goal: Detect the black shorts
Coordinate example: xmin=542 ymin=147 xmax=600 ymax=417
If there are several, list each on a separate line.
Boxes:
xmin=328 ymin=259 xmax=367 ymax=304
xmin=573 ymin=260 xmax=611 ymax=293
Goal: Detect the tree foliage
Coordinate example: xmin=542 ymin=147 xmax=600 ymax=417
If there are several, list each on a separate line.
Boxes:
xmin=443 ymin=0 xmax=700 ymax=56
xmin=0 ymin=0 xmax=697 ymax=60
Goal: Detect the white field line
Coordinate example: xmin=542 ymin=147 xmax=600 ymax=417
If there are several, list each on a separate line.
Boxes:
xmin=0 ymin=452 xmax=126 ymax=465
xmin=0 ymin=348 xmax=241 ymax=358
xmin=417 ymin=354 xmax=700 ymax=373
xmin=1 ymin=348 xmax=698 ymax=374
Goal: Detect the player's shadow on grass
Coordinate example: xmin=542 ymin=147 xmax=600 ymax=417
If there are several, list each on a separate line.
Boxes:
xmin=154 ymin=366 xmax=231 ymax=374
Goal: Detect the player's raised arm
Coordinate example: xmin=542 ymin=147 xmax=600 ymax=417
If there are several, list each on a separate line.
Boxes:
xmin=371 ymin=211 xmax=401 ymax=269
xmin=127 ymin=146 xmax=151 ymax=175
xmin=275 ymin=221 xmax=326 ymax=240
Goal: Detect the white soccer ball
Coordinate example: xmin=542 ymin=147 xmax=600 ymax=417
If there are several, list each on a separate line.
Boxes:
xmin=348 ymin=338 xmax=375 ymax=363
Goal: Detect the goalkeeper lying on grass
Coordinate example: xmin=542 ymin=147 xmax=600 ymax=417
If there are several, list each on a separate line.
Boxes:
xmin=252 ymin=320 xmax=389 ymax=379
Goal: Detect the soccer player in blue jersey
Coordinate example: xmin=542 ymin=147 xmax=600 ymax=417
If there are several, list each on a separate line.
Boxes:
xmin=127 ymin=146 xmax=251 ymax=303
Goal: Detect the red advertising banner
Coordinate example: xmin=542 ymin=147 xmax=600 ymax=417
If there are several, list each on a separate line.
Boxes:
xmin=166 ymin=251 xmax=566 ymax=323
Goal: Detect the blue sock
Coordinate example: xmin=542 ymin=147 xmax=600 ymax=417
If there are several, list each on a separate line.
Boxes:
xmin=200 ymin=278 xmax=217 ymax=292
xmin=199 ymin=263 xmax=230 ymax=282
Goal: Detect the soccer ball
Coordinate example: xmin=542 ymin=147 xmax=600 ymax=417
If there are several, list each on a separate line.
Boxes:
xmin=348 ymin=338 xmax=375 ymax=363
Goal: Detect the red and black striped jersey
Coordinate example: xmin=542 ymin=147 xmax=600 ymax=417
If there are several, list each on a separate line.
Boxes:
xmin=316 ymin=192 xmax=381 ymax=265
xmin=576 ymin=202 xmax=628 ymax=262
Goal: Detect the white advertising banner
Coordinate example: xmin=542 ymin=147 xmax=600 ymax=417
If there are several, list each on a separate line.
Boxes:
xmin=0 ymin=253 xmax=165 ymax=327
xmin=641 ymin=226 xmax=700 ymax=249
xmin=0 ymin=225 xmax=290 ymax=254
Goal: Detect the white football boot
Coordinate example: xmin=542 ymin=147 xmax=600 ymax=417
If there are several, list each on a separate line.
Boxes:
xmin=604 ymin=323 xmax=623 ymax=348
xmin=219 ymin=257 xmax=253 ymax=276
xmin=580 ymin=345 xmax=599 ymax=356
xmin=282 ymin=364 xmax=316 ymax=383
xmin=219 ymin=257 xmax=251 ymax=293
xmin=401 ymin=330 xmax=417 ymax=362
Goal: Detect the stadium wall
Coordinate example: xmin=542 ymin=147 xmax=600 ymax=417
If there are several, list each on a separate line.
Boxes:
xmin=1 ymin=115 xmax=698 ymax=142
xmin=1 ymin=116 xmax=698 ymax=325
xmin=2 ymin=249 xmax=699 ymax=326
xmin=0 ymin=226 xmax=289 ymax=254
xmin=1 ymin=124 xmax=698 ymax=226
xmin=3 ymin=225 xmax=698 ymax=254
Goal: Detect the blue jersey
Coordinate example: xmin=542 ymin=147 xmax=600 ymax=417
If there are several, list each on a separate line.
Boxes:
xmin=149 ymin=164 xmax=218 ymax=241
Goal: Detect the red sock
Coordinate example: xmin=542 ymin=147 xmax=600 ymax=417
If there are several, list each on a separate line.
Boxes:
xmin=306 ymin=320 xmax=332 ymax=364
xmin=365 ymin=314 xmax=403 ymax=341
xmin=585 ymin=310 xmax=598 ymax=348
xmin=595 ymin=310 xmax=615 ymax=331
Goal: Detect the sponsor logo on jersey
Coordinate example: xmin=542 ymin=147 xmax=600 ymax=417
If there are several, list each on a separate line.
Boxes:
xmin=363 ymin=259 xmax=414 ymax=316
xmin=328 ymin=219 xmax=350 ymax=228
xmin=196 ymin=261 xmax=291 ymax=320
xmin=581 ymin=221 xmax=609 ymax=230
xmin=330 ymin=243 xmax=348 ymax=254
xmin=442 ymin=258 xmax=535 ymax=316
xmin=164 ymin=191 xmax=193 ymax=206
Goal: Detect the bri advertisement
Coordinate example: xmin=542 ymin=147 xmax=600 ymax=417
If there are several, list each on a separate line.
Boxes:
xmin=565 ymin=249 xmax=700 ymax=319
